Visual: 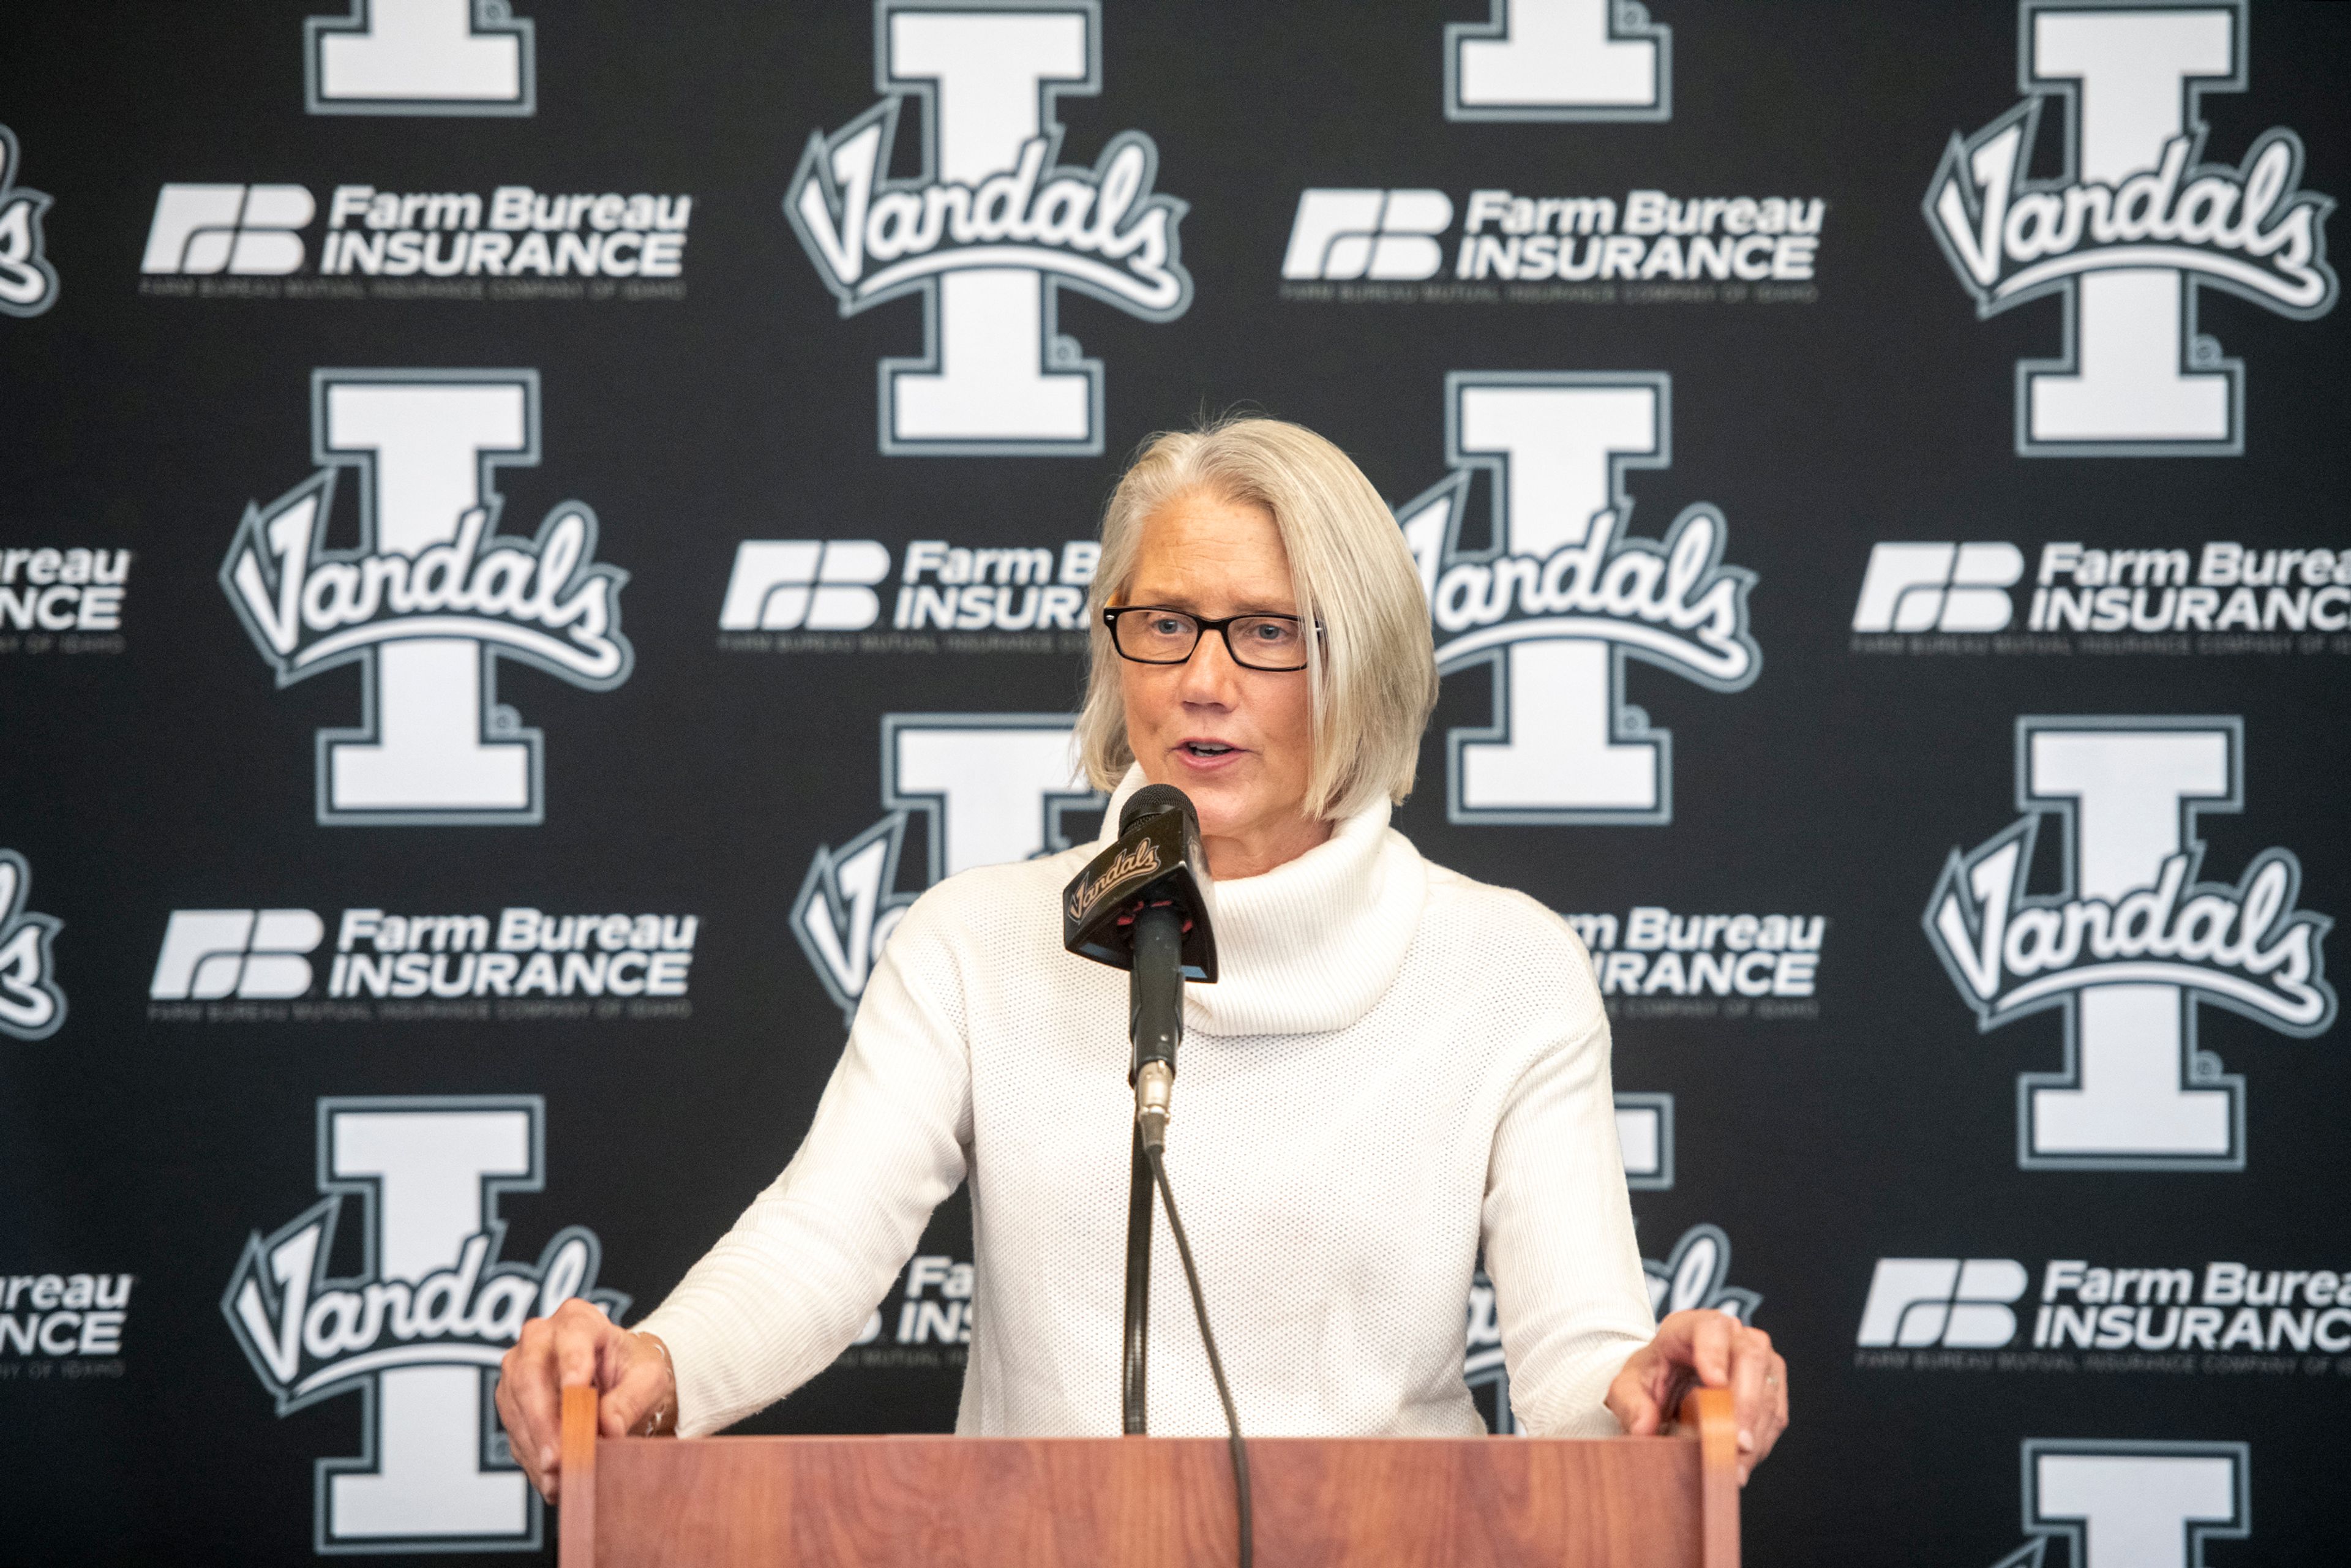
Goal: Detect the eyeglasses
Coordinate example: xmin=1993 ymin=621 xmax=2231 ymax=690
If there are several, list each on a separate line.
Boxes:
xmin=1102 ymin=606 xmax=1314 ymax=671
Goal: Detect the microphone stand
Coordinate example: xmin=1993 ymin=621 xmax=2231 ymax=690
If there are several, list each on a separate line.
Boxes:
xmin=1120 ymin=904 xmax=1183 ymax=1435
xmin=1122 ymin=1122 xmax=1153 ymax=1433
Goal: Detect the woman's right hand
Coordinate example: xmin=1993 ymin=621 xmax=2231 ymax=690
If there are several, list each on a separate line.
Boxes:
xmin=494 ymin=1299 xmax=678 ymax=1502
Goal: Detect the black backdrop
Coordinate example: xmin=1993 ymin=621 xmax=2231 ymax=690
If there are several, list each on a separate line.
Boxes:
xmin=2 ymin=2 xmax=2345 ymax=1563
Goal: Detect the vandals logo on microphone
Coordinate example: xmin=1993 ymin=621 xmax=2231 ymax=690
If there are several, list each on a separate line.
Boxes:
xmin=1397 ymin=372 xmax=1759 ymax=827
xmin=1925 ymin=0 xmax=2338 ymax=455
xmin=784 ymin=0 xmax=1192 ymax=455
xmin=219 ymin=370 xmax=633 ymax=826
xmin=225 ymin=1097 xmax=626 ymax=1553
xmin=1924 ymin=716 xmax=2334 ymax=1170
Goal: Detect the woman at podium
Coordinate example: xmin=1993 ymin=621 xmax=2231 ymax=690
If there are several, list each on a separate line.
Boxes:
xmin=495 ymin=417 xmax=1789 ymax=1499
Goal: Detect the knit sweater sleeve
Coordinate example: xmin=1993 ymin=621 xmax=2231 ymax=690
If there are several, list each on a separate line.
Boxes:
xmin=1479 ymin=936 xmax=1657 ymax=1437
xmin=634 ymin=892 xmax=975 ymax=1436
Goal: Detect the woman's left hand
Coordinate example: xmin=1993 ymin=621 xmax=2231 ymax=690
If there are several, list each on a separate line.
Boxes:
xmin=1604 ymin=1310 xmax=1788 ymax=1484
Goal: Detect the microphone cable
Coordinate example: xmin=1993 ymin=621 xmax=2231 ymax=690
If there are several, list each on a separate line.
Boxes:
xmin=1143 ymin=1142 xmax=1253 ymax=1568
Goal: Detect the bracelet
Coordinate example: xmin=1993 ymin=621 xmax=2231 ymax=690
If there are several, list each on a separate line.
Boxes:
xmin=632 ymin=1330 xmax=679 ymax=1437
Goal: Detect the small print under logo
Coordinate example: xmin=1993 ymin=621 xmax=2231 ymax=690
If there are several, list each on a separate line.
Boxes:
xmin=784 ymin=0 xmax=1192 ymax=455
xmin=1926 ymin=0 xmax=2338 ymax=456
xmin=0 ymin=125 xmax=59 ymax=317
xmin=1924 ymin=716 xmax=2334 ymax=1169
xmin=0 ymin=850 xmax=65 ymax=1041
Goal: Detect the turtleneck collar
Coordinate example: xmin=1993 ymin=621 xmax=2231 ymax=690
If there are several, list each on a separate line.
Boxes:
xmin=1095 ymin=767 xmax=1428 ymax=1037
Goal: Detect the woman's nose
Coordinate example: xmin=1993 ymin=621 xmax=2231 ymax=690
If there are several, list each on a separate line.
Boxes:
xmin=1177 ymin=628 xmax=1243 ymax=702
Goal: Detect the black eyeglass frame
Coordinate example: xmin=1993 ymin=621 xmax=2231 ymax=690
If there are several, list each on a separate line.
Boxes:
xmin=1100 ymin=605 xmax=1318 ymax=671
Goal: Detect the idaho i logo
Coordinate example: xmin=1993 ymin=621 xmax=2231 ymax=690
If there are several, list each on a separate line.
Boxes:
xmin=223 ymin=1097 xmax=624 ymax=1553
xmin=1925 ymin=0 xmax=2338 ymax=456
xmin=1924 ymin=716 xmax=2334 ymax=1169
xmin=219 ymin=370 xmax=633 ymax=825
xmin=1395 ymin=372 xmax=1759 ymax=825
xmin=784 ymin=0 xmax=1193 ymax=456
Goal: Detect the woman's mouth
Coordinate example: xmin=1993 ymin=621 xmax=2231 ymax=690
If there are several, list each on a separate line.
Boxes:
xmin=1176 ymin=740 xmax=1245 ymax=767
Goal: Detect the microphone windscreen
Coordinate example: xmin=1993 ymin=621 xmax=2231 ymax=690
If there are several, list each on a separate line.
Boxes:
xmin=1120 ymin=782 xmax=1197 ymax=836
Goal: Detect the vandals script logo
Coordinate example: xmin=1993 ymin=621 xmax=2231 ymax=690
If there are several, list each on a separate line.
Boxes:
xmin=0 ymin=124 xmax=58 ymax=317
xmin=797 ymin=714 xmax=1101 ymax=1019
xmin=1064 ymin=837 xmax=1160 ymax=926
xmin=1925 ymin=717 xmax=2334 ymax=1170
xmin=221 ymin=370 xmax=632 ymax=825
xmin=1926 ymin=0 xmax=2337 ymax=456
xmin=1396 ymin=372 xmax=1758 ymax=825
xmin=785 ymin=0 xmax=1191 ymax=456
xmin=0 ymin=849 xmax=65 ymax=1041
xmin=224 ymin=1097 xmax=624 ymax=1553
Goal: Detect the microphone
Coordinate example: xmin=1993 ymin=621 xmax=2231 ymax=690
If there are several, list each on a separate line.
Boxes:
xmin=1063 ymin=784 xmax=1217 ymax=1152
xmin=1063 ymin=786 xmax=1254 ymax=1561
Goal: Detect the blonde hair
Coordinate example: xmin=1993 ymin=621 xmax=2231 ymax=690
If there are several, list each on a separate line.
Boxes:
xmin=1076 ymin=416 xmax=1439 ymax=820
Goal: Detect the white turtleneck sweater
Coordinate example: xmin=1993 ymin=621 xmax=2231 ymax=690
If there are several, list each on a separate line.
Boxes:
xmin=640 ymin=771 xmax=1655 ymax=1439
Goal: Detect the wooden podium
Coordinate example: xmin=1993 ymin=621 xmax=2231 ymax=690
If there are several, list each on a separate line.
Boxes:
xmin=556 ymin=1386 xmax=1739 ymax=1567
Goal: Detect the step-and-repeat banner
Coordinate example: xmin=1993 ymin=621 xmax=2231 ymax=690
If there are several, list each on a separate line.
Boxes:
xmin=3 ymin=2 xmax=2344 ymax=1562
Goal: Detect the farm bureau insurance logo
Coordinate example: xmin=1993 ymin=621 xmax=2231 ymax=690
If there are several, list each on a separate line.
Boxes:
xmin=225 ymin=1097 xmax=623 ymax=1553
xmin=1395 ymin=372 xmax=1757 ymax=825
xmin=0 ymin=124 xmax=58 ymax=317
xmin=784 ymin=0 xmax=1191 ymax=456
xmin=220 ymin=370 xmax=632 ymax=825
xmin=1565 ymin=905 xmax=1827 ymax=1021
xmin=1925 ymin=0 xmax=2338 ymax=456
xmin=1 ymin=1270 xmax=132 ymax=1368
xmin=1850 ymin=538 xmax=2351 ymax=651
xmin=1859 ymin=1255 xmax=2351 ymax=1364
xmin=1282 ymin=186 xmax=1824 ymax=298
xmin=0 ymin=850 xmax=65 ymax=1041
xmin=1 ymin=545 xmax=131 ymax=650
xmin=1924 ymin=717 xmax=2334 ymax=1170
xmin=140 ymin=182 xmax=693 ymax=300
xmin=717 ymin=535 xmax=1100 ymax=650
xmin=148 ymin=904 xmax=699 ymax=1022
